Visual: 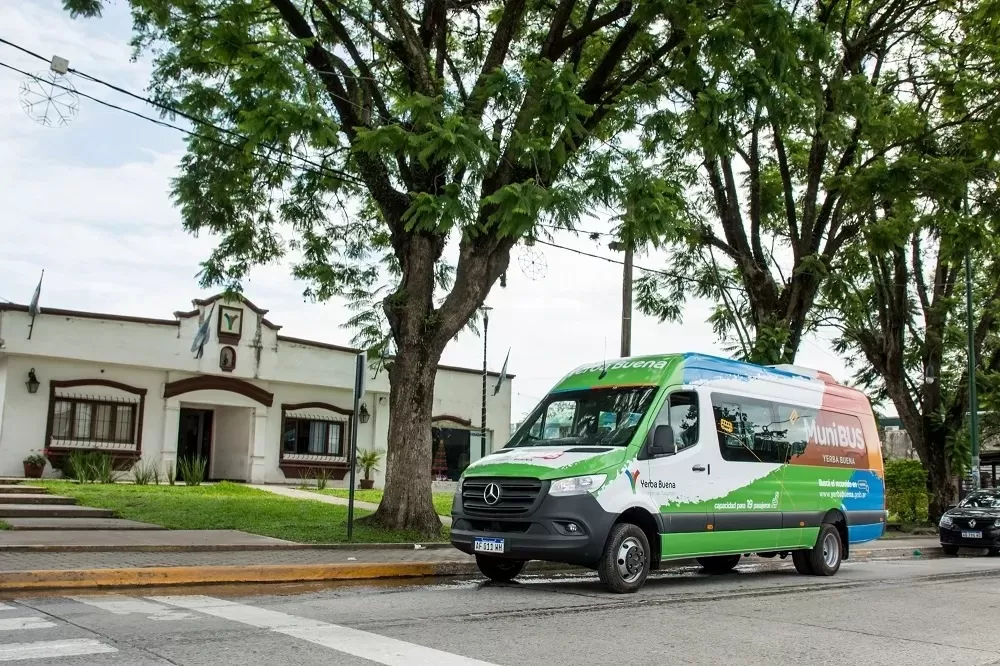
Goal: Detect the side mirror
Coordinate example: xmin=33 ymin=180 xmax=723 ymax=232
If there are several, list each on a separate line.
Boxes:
xmin=947 ymin=504 xmax=957 ymax=511
xmin=648 ymin=425 xmax=676 ymax=457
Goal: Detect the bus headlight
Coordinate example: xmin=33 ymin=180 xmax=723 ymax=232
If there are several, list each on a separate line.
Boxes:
xmin=550 ymin=474 xmax=607 ymax=497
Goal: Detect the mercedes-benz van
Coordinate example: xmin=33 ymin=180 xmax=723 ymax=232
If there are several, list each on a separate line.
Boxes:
xmin=450 ymin=353 xmax=886 ymax=593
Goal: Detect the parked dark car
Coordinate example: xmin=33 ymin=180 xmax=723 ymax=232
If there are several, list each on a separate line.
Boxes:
xmin=939 ymin=489 xmax=1000 ymax=555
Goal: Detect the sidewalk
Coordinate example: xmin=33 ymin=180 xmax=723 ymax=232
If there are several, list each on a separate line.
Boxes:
xmin=0 ymin=537 xmax=942 ymax=592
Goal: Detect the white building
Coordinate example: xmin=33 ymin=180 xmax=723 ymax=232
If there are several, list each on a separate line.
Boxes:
xmin=0 ymin=295 xmax=512 ymax=485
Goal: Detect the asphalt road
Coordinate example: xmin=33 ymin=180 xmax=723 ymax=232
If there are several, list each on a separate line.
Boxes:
xmin=2 ymin=555 xmax=1000 ymax=665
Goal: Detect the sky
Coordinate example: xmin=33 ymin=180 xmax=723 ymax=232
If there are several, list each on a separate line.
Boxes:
xmin=0 ymin=1 xmax=855 ymax=424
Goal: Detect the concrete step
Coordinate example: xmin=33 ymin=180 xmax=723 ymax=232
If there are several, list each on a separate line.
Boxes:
xmin=2 ymin=517 xmax=165 ymax=531
xmin=0 ymin=494 xmax=76 ymax=505
xmin=0 ymin=485 xmax=48 ymax=495
xmin=0 ymin=504 xmax=114 ymax=519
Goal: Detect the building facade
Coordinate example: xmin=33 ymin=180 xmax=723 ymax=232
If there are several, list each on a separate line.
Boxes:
xmin=0 ymin=295 xmax=512 ymax=486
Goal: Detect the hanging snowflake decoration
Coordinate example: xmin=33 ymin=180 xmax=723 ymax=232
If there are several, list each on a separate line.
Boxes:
xmin=19 ymin=70 xmax=79 ymax=127
xmin=518 ymin=244 xmax=548 ymax=280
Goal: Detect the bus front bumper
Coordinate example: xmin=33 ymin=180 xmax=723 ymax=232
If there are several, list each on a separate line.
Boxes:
xmin=450 ymin=493 xmax=615 ymax=567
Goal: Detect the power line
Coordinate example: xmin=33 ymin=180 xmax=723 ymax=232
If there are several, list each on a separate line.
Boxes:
xmin=0 ymin=38 xmax=362 ymax=187
xmin=533 ymin=239 xmax=746 ymax=294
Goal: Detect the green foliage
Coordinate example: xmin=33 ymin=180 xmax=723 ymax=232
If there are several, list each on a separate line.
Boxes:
xmin=65 ymin=451 xmax=118 ymax=484
xmin=130 ymin=461 xmax=160 ymax=486
xmin=634 ymin=0 xmax=991 ymax=366
xmin=177 ymin=456 xmax=207 ymax=486
xmin=884 ymin=459 xmax=929 ymax=524
xmin=301 ymin=467 xmax=333 ymax=491
xmin=22 ymin=454 xmax=47 ymax=467
xmin=356 ymin=449 xmax=385 ymax=481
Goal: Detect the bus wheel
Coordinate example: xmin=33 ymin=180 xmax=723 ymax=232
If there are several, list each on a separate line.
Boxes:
xmin=598 ymin=523 xmax=651 ymax=594
xmin=475 ymin=556 xmax=525 ymax=583
xmin=806 ymin=524 xmax=843 ymax=576
xmin=792 ymin=550 xmax=813 ymax=575
xmin=697 ymin=555 xmax=741 ymax=574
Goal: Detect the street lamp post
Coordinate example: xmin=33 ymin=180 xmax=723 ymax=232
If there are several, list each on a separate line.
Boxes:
xmin=480 ymin=305 xmax=492 ymax=457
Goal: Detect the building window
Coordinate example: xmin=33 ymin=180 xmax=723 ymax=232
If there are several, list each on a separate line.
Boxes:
xmin=50 ymin=398 xmax=136 ymax=444
xmin=283 ymin=418 xmax=345 ymax=456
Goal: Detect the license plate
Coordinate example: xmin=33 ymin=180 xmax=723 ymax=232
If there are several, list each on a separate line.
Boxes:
xmin=474 ymin=537 xmax=505 ymax=553
xmin=962 ymin=531 xmax=982 ymax=539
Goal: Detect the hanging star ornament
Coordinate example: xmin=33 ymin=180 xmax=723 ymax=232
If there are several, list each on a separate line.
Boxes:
xmin=19 ymin=70 xmax=80 ymax=127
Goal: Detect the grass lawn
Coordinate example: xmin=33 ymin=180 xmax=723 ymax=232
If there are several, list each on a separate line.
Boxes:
xmin=315 ymin=489 xmax=455 ymax=517
xmin=0 ymin=520 xmax=10 ymax=530
xmin=37 ymin=481 xmax=448 ymax=544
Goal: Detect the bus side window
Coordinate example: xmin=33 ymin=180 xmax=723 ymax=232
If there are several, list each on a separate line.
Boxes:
xmin=711 ymin=394 xmax=786 ymax=464
xmin=668 ymin=392 xmax=700 ymax=451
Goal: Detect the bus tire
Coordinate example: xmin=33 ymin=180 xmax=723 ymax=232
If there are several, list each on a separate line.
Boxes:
xmin=697 ymin=555 xmax=741 ymax=574
xmin=598 ymin=522 xmax=651 ymax=594
xmin=806 ymin=524 xmax=843 ymax=576
xmin=792 ymin=549 xmax=814 ymax=575
xmin=475 ymin=556 xmax=525 ymax=583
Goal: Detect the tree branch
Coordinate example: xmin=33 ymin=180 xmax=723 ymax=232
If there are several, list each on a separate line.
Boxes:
xmin=549 ymin=1 xmax=633 ymax=61
xmin=464 ymin=0 xmax=529 ymax=123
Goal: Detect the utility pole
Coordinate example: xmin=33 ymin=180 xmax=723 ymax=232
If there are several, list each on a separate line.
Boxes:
xmin=964 ymin=190 xmax=980 ymax=491
xmin=480 ymin=305 xmax=492 ymax=457
xmin=621 ymin=242 xmax=633 ymax=358
xmin=966 ymin=252 xmax=980 ymax=490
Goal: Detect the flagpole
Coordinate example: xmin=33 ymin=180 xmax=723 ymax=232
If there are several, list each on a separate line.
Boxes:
xmin=27 ymin=270 xmax=43 ymax=341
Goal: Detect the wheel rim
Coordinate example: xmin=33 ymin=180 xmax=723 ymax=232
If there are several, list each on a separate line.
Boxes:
xmin=822 ymin=532 xmax=839 ymax=568
xmin=616 ymin=536 xmax=645 ymax=583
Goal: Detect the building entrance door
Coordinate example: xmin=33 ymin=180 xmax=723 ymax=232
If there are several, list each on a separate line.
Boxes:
xmin=177 ymin=408 xmax=213 ymax=480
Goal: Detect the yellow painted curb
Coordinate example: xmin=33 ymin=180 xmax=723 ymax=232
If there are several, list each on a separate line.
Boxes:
xmin=0 ymin=561 xmax=477 ymax=591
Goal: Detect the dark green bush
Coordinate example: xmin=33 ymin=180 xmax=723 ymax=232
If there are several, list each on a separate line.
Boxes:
xmin=885 ymin=458 xmax=929 ymax=524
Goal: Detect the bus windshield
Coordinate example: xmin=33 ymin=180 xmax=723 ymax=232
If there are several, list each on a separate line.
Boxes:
xmin=508 ymin=386 xmax=658 ymax=448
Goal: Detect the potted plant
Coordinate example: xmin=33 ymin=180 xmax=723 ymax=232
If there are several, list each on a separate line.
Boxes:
xmin=356 ymin=449 xmax=384 ymax=490
xmin=22 ymin=453 xmax=47 ymax=479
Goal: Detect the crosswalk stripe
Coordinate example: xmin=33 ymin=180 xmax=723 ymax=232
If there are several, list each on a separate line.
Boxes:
xmin=0 ymin=618 xmax=55 ymax=631
xmin=150 ymin=595 xmax=498 ymax=666
xmin=69 ymin=595 xmax=192 ymax=621
xmin=0 ymin=638 xmax=117 ymax=661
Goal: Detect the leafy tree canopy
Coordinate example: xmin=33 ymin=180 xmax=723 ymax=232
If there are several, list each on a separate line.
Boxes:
xmin=816 ymin=0 xmax=1000 ymax=516
xmin=632 ymin=0 xmax=988 ymax=365
xmin=64 ymin=0 xmax=712 ymax=533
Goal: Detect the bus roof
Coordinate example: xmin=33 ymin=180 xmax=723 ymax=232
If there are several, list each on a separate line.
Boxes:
xmin=552 ymin=352 xmax=853 ymax=395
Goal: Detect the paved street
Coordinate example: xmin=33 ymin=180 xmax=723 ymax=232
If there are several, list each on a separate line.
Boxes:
xmin=1 ymin=555 xmax=999 ymax=664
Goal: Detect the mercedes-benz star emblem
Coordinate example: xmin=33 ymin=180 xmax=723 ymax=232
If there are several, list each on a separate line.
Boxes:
xmin=484 ymin=482 xmax=502 ymax=505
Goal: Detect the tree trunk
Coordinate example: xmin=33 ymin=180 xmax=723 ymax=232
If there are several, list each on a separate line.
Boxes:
xmin=925 ymin=434 xmax=956 ymax=521
xmin=362 ymin=342 xmax=443 ymax=535
xmin=360 ymin=233 xmax=445 ymax=536
xmin=923 ymin=429 xmax=958 ymax=524
xmin=363 ymin=232 xmax=512 ymax=536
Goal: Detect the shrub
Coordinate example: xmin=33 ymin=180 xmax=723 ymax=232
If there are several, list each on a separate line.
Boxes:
xmin=65 ymin=451 xmax=118 ymax=484
xmin=130 ymin=461 xmax=159 ymax=486
xmin=302 ymin=467 xmax=332 ymax=490
xmin=885 ymin=459 xmax=929 ymax=524
xmin=177 ymin=456 xmax=207 ymax=486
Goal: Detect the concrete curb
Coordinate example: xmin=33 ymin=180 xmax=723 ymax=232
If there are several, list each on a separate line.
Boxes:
xmin=0 ymin=546 xmax=942 ymax=592
xmin=0 ymin=561 xmax=476 ymax=591
xmin=0 ymin=542 xmax=455 ymax=554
